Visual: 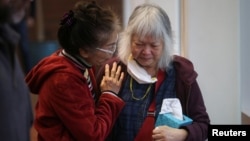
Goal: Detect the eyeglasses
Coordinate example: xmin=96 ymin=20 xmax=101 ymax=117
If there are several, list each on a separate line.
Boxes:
xmin=96 ymin=44 xmax=116 ymax=54
xmin=96 ymin=34 xmax=118 ymax=54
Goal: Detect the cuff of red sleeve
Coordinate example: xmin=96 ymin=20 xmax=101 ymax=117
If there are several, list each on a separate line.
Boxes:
xmin=101 ymin=90 xmax=118 ymax=96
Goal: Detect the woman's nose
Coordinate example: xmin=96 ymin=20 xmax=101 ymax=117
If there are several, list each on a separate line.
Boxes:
xmin=141 ymin=46 xmax=151 ymax=54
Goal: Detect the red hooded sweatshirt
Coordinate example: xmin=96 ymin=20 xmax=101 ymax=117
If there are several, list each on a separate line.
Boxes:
xmin=26 ymin=50 xmax=125 ymax=141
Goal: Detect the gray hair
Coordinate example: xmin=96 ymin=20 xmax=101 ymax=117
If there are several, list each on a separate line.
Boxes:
xmin=118 ymin=3 xmax=174 ymax=70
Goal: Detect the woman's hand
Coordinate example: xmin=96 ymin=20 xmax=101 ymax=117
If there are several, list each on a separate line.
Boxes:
xmin=100 ymin=62 xmax=124 ymax=94
xmin=152 ymin=126 xmax=188 ymax=141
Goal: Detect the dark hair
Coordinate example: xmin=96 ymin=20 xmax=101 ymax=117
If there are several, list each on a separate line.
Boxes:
xmin=57 ymin=0 xmax=120 ymax=55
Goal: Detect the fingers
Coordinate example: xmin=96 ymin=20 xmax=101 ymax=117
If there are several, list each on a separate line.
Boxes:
xmin=105 ymin=62 xmax=118 ymax=78
xmin=111 ymin=62 xmax=124 ymax=84
xmin=114 ymin=65 xmax=122 ymax=81
xmin=110 ymin=62 xmax=117 ymax=78
xmin=117 ymin=71 xmax=124 ymax=85
xmin=152 ymin=128 xmax=163 ymax=141
xmin=100 ymin=76 xmax=105 ymax=88
xmin=104 ymin=64 xmax=110 ymax=78
xmin=101 ymin=62 xmax=124 ymax=94
xmin=105 ymin=62 xmax=121 ymax=81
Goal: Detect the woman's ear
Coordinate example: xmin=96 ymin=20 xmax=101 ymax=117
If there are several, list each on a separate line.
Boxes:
xmin=79 ymin=48 xmax=89 ymax=58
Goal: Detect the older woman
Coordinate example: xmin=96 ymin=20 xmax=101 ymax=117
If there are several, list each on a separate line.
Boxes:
xmin=97 ymin=3 xmax=210 ymax=141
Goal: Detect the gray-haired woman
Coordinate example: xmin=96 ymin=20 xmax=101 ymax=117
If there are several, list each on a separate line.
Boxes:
xmin=97 ymin=3 xmax=210 ymax=141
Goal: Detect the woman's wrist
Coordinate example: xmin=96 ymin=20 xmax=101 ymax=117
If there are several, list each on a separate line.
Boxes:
xmin=101 ymin=90 xmax=117 ymax=95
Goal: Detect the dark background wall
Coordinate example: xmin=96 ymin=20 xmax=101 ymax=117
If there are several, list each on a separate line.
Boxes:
xmin=26 ymin=0 xmax=123 ymax=70
xmin=28 ymin=0 xmax=123 ymax=42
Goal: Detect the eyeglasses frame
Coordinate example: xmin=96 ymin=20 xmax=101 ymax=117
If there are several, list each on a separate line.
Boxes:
xmin=96 ymin=34 xmax=118 ymax=54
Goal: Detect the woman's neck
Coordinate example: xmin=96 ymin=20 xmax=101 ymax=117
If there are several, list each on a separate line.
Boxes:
xmin=144 ymin=66 xmax=158 ymax=77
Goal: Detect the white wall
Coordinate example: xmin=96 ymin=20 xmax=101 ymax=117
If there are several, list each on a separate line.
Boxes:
xmin=185 ymin=0 xmax=240 ymax=124
xmin=240 ymin=0 xmax=250 ymax=117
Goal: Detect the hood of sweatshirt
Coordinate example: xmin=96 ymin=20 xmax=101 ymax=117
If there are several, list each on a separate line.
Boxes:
xmin=25 ymin=50 xmax=85 ymax=94
xmin=173 ymin=55 xmax=198 ymax=85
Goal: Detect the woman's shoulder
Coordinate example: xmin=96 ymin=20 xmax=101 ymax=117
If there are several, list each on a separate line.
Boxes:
xmin=172 ymin=55 xmax=198 ymax=84
xmin=173 ymin=55 xmax=193 ymax=65
xmin=99 ymin=56 xmax=127 ymax=71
